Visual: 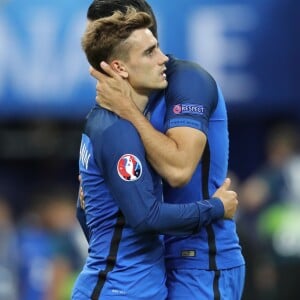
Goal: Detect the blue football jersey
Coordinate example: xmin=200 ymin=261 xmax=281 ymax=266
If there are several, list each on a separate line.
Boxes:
xmin=73 ymin=104 xmax=224 ymax=299
xmin=149 ymin=56 xmax=245 ymax=271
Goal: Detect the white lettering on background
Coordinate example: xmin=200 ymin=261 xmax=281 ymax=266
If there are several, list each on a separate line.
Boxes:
xmin=187 ymin=5 xmax=258 ymax=101
xmin=0 ymin=8 xmax=92 ymax=104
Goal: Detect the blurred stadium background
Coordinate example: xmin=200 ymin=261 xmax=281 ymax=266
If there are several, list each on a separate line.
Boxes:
xmin=0 ymin=0 xmax=299 ymax=299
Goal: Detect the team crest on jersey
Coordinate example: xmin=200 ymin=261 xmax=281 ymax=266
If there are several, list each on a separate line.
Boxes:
xmin=117 ymin=154 xmax=142 ymax=181
xmin=173 ymin=104 xmax=205 ymax=115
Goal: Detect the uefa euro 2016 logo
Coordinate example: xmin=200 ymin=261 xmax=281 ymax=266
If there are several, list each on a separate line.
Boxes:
xmin=117 ymin=154 xmax=142 ymax=181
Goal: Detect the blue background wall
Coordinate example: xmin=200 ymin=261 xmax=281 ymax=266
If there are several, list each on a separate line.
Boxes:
xmin=1 ymin=0 xmax=299 ymax=119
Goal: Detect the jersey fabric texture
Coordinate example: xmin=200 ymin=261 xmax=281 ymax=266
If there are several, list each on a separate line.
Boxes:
xmin=148 ymin=55 xmax=245 ymax=298
xmin=72 ymin=105 xmax=225 ymax=300
xmin=166 ymin=265 xmax=245 ymax=300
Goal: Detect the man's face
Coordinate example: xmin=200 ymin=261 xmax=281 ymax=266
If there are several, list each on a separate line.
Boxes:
xmin=121 ymin=28 xmax=168 ymax=95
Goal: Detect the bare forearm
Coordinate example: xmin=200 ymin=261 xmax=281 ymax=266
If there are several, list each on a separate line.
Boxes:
xmin=123 ymin=109 xmax=199 ymax=187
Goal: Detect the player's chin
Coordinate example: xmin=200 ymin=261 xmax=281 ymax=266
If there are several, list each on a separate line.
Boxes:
xmin=157 ymin=79 xmax=168 ymax=89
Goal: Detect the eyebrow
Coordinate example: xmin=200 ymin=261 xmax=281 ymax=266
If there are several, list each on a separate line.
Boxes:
xmin=143 ymin=42 xmax=158 ymax=55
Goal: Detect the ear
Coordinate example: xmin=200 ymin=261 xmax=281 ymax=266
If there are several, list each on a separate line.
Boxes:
xmin=110 ymin=60 xmax=129 ymax=79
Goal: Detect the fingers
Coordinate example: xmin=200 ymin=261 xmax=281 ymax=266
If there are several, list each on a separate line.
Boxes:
xmin=96 ymin=81 xmax=101 ymax=93
xmin=79 ymin=186 xmax=85 ymax=210
xmin=220 ymin=177 xmax=231 ymax=190
xmin=224 ymin=178 xmax=238 ymax=199
xmin=89 ymin=66 xmax=104 ymax=80
xmin=90 ymin=63 xmax=121 ymax=81
xmin=90 ymin=61 xmax=120 ymax=80
xmin=100 ymin=61 xmax=119 ymax=78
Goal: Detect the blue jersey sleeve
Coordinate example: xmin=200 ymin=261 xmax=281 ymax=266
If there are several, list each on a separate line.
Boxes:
xmin=165 ymin=58 xmax=218 ymax=135
xmin=93 ymin=120 xmax=223 ymax=235
xmin=76 ymin=193 xmax=90 ymax=242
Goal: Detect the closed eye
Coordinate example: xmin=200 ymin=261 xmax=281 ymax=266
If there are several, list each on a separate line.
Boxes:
xmin=144 ymin=42 xmax=159 ymax=56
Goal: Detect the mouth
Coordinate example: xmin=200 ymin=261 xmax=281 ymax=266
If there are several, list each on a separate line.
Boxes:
xmin=161 ymin=68 xmax=167 ymax=80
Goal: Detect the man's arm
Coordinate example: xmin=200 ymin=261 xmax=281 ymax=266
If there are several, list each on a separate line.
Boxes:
xmin=90 ymin=64 xmax=205 ymax=187
xmin=91 ymin=121 xmax=238 ymax=236
xmin=77 ymin=174 xmax=237 ymax=240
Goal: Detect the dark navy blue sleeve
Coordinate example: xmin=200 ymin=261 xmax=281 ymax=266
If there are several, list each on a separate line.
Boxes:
xmin=93 ymin=120 xmax=224 ymax=235
xmin=165 ymin=58 xmax=218 ymax=134
xmin=76 ymin=194 xmax=90 ymax=242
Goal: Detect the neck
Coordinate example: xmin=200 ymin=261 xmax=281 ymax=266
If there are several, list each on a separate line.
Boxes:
xmin=131 ymin=89 xmax=150 ymax=112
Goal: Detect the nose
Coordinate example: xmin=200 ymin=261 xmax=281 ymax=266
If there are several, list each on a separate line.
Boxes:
xmin=158 ymin=48 xmax=169 ymax=65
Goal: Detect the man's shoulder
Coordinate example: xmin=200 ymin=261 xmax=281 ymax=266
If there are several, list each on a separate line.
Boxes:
xmin=166 ymin=55 xmax=216 ymax=87
xmin=85 ymin=105 xmax=138 ymax=140
xmin=85 ymin=105 xmax=115 ymax=132
xmin=166 ymin=55 xmax=210 ymax=74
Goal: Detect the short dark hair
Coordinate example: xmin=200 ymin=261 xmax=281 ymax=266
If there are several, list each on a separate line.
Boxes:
xmin=87 ymin=0 xmax=157 ymax=38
